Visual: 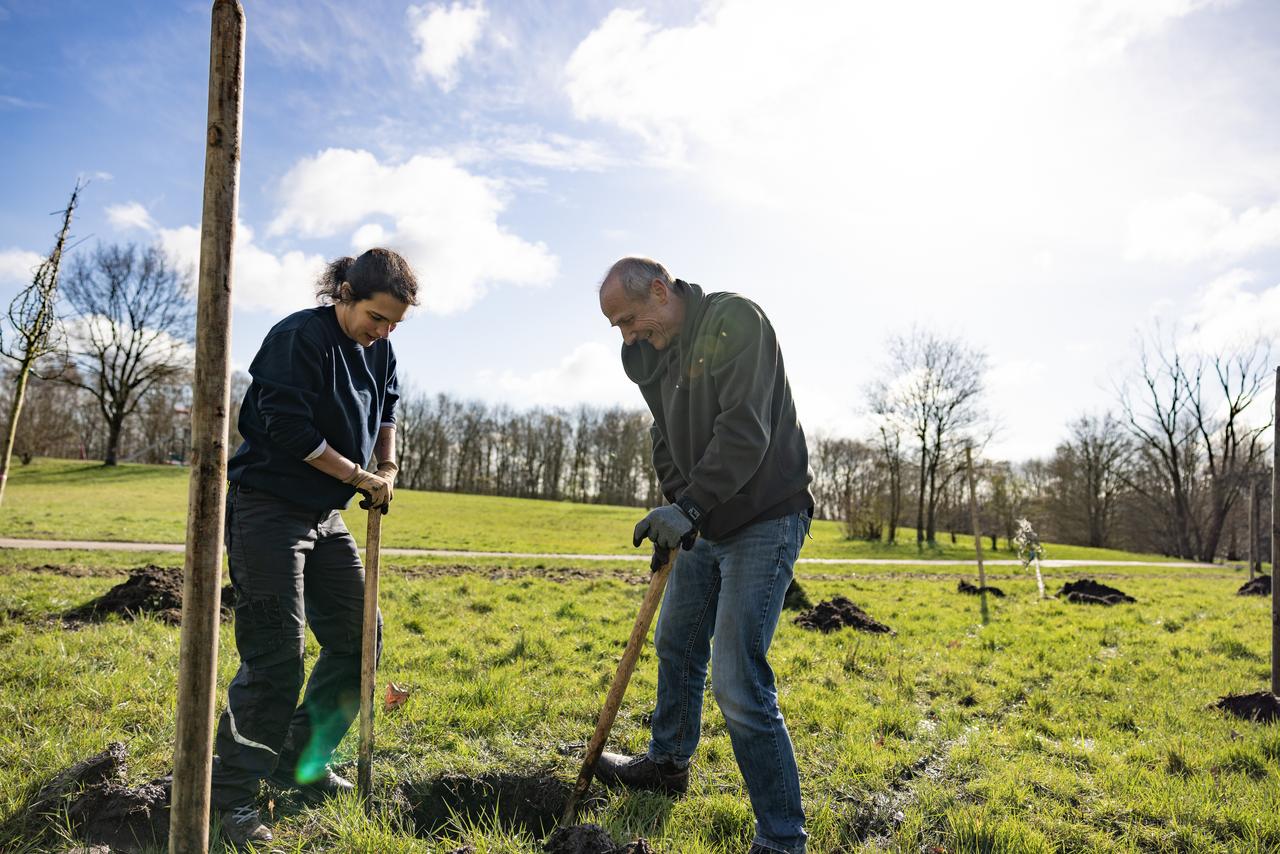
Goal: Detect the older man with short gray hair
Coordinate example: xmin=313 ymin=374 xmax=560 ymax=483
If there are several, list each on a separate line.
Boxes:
xmin=597 ymin=256 xmax=813 ymax=854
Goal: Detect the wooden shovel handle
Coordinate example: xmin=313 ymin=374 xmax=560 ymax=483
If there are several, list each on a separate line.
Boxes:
xmin=561 ymin=547 xmax=678 ymax=824
xmin=357 ymin=508 xmax=382 ymax=812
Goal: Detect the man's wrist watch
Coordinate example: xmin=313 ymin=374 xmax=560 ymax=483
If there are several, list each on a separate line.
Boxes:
xmin=675 ymin=494 xmax=705 ymax=529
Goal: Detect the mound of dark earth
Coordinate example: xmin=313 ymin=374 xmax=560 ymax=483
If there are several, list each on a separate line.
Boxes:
xmin=7 ymin=742 xmax=171 ymax=853
xmin=63 ymin=565 xmax=235 ymax=625
xmin=1058 ymin=578 xmax=1135 ymax=606
xmin=400 ymin=771 xmax=594 ymax=838
xmin=544 ymin=823 xmax=657 ymax=854
xmin=1215 ymin=691 xmax=1280 ymax=724
xmin=794 ymin=597 xmax=892 ymax=634
xmin=1238 ymin=575 xmax=1271 ymax=596
xmin=957 ymin=579 xmax=1005 ymax=598
xmin=783 ymin=579 xmax=812 ymax=611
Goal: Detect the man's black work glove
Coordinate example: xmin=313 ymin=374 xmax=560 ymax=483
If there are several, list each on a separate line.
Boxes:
xmin=633 ymin=498 xmax=703 ymax=551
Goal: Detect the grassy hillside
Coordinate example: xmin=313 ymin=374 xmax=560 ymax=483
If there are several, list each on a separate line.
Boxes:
xmin=0 ymin=458 xmax=1188 ymax=563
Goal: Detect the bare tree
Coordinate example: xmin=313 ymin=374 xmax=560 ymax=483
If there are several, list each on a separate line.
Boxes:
xmin=869 ymin=328 xmax=988 ymax=547
xmin=1047 ymin=414 xmax=1133 ymax=548
xmin=1120 ymin=331 xmax=1273 ymax=561
xmin=0 ymin=182 xmax=80 ymax=503
xmin=62 ymin=244 xmax=195 ymax=466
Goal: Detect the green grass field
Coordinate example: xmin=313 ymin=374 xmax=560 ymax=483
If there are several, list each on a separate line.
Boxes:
xmin=0 ymin=549 xmax=1273 ymax=853
xmin=0 ymin=459 xmax=1273 ymax=852
xmin=0 ymin=459 xmax=1184 ymax=563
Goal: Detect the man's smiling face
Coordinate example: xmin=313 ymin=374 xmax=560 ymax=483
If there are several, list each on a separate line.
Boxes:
xmin=599 ymin=275 xmax=679 ymax=350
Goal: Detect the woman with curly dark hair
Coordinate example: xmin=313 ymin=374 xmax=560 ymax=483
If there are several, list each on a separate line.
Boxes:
xmin=211 ymin=247 xmax=418 ymax=849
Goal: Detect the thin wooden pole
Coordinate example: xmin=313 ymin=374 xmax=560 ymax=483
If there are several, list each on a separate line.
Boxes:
xmin=1271 ymin=366 xmax=1278 ymax=695
xmin=1250 ymin=478 xmax=1259 ymax=582
xmin=966 ymin=445 xmax=989 ymax=625
xmin=358 ymin=509 xmax=382 ymax=813
xmin=562 ymin=548 xmax=678 ymax=825
xmin=169 ymin=3 xmax=244 ymax=851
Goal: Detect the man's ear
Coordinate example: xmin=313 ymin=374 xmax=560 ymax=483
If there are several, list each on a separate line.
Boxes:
xmin=650 ymin=277 xmax=669 ymax=304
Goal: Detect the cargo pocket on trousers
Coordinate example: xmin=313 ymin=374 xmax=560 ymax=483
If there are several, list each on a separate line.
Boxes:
xmin=233 ymin=596 xmax=285 ymax=664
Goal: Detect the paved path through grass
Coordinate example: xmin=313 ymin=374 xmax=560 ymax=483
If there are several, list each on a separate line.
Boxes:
xmin=0 ymin=536 xmax=1217 ymax=568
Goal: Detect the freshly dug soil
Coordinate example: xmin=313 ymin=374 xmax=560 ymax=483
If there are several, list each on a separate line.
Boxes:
xmin=544 ymin=823 xmax=619 ymax=854
xmin=1215 ymin=692 xmax=1280 ymax=723
xmin=957 ymin=579 xmax=1005 ymax=598
xmin=400 ymin=772 xmax=586 ymax=838
xmin=783 ymin=579 xmax=812 ymax=611
xmin=794 ymin=597 xmax=892 ymax=634
xmin=11 ymin=742 xmax=171 ymax=853
xmin=1238 ymin=575 xmax=1271 ymax=596
xmin=62 ymin=565 xmax=235 ymax=625
xmin=543 ymin=826 xmax=657 ymax=854
xmin=1058 ymin=578 xmax=1135 ymax=605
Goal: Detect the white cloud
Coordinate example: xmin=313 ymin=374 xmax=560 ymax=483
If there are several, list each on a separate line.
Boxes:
xmin=473 ymin=341 xmax=632 ymax=408
xmin=0 ymin=249 xmax=42 ymax=284
xmin=1125 ymin=194 xmax=1280 ymax=263
xmin=563 ymin=0 xmax=1238 ymax=238
xmin=408 ymin=1 xmax=488 ymax=92
xmin=448 ymin=128 xmax=615 ymax=172
xmin=1181 ymin=268 xmax=1280 ymax=352
xmin=106 ymin=201 xmax=158 ymax=232
xmin=110 ymin=203 xmax=326 ymax=315
xmin=268 ymin=148 xmax=557 ymax=314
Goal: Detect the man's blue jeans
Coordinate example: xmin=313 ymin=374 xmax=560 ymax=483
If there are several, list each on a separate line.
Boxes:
xmin=649 ymin=511 xmax=809 ymax=854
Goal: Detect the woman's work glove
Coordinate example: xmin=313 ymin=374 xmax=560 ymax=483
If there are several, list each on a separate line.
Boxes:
xmin=374 ymin=460 xmax=399 ymax=503
xmin=344 ymin=465 xmax=393 ymax=512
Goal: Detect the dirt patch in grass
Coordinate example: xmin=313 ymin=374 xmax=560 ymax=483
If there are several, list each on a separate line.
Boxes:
xmin=62 ymin=565 xmax=235 ymax=625
xmin=1215 ymin=691 xmax=1280 ymax=723
xmin=543 ymin=823 xmax=658 ymax=853
xmin=794 ymin=597 xmax=892 ymax=634
xmin=1237 ymin=575 xmax=1270 ymax=596
xmin=783 ymin=579 xmax=812 ymax=610
xmin=5 ymin=742 xmax=171 ymax=854
xmin=1057 ymin=578 xmax=1136 ymax=605
xmin=394 ymin=563 xmax=649 ymax=586
xmin=399 ymin=771 xmax=595 ymax=838
xmin=957 ymin=579 xmax=1005 ymax=597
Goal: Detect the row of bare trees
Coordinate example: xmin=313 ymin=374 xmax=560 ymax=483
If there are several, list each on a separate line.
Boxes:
xmin=1 ymin=192 xmax=1272 ymax=559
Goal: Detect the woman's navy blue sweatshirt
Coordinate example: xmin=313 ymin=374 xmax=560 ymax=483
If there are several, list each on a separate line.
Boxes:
xmin=228 ymin=305 xmax=399 ymax=511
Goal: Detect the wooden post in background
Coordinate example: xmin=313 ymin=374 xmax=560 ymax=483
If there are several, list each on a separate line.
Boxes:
xmin=1250 ymin=478 xmax=1259 ymax=582
xmin=170 ymin=2 xmax=244 ymax=851
xmin=966 ymin=445 xmax=989 ymax=625
xmin=1271 ymin=367 xmax=1278 ymax=695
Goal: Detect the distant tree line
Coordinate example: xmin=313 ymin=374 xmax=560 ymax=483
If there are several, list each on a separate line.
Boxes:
xmin=1 ymin=234 xmax=1273 ymax=562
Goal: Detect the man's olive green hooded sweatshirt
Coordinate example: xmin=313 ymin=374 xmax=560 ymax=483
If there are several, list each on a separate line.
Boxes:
xmin=622 ymin=280 xmax=813 ymax=541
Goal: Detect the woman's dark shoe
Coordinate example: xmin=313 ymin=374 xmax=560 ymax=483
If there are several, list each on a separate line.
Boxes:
xmin=219 ymin=805 xmax=272 ymax=851
xmin=594 ymin=752 xmax=688 ymax=795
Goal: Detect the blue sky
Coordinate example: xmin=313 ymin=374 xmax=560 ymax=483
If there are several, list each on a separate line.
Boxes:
xmin=2 ymin=0 xmax=1278 ymax=459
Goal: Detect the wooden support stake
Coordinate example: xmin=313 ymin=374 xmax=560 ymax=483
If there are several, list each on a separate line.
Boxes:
xmin=1250 ymin=478 xmax=1259 ymax=582
xmin=1272 ymin=367 xmax=1278 ymax=695
xmin=966 ymin=445 xmax=989 ymax=625
xmin=169 ymin=3 xmax=244 ymax=851
xmin=358 ymin=509 xmax=382 ymax=813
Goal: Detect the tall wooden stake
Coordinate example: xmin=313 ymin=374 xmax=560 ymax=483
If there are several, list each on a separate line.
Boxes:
xmin=1249 ymin=478 xmax=1259 ymax=582
xmin=1271 ymin=367 xmax=1278 ymax=695
xmin=966 ymin=445 xmax=989 ymax=624
xmin=170 ymin=3 xmax=244 ymax=851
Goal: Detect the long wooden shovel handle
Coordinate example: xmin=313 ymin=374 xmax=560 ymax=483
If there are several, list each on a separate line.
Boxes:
xmin=561 ymin=547 xmax=678 ymax=825
xmin=357 ymin=508 xmax=382 ymax=813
